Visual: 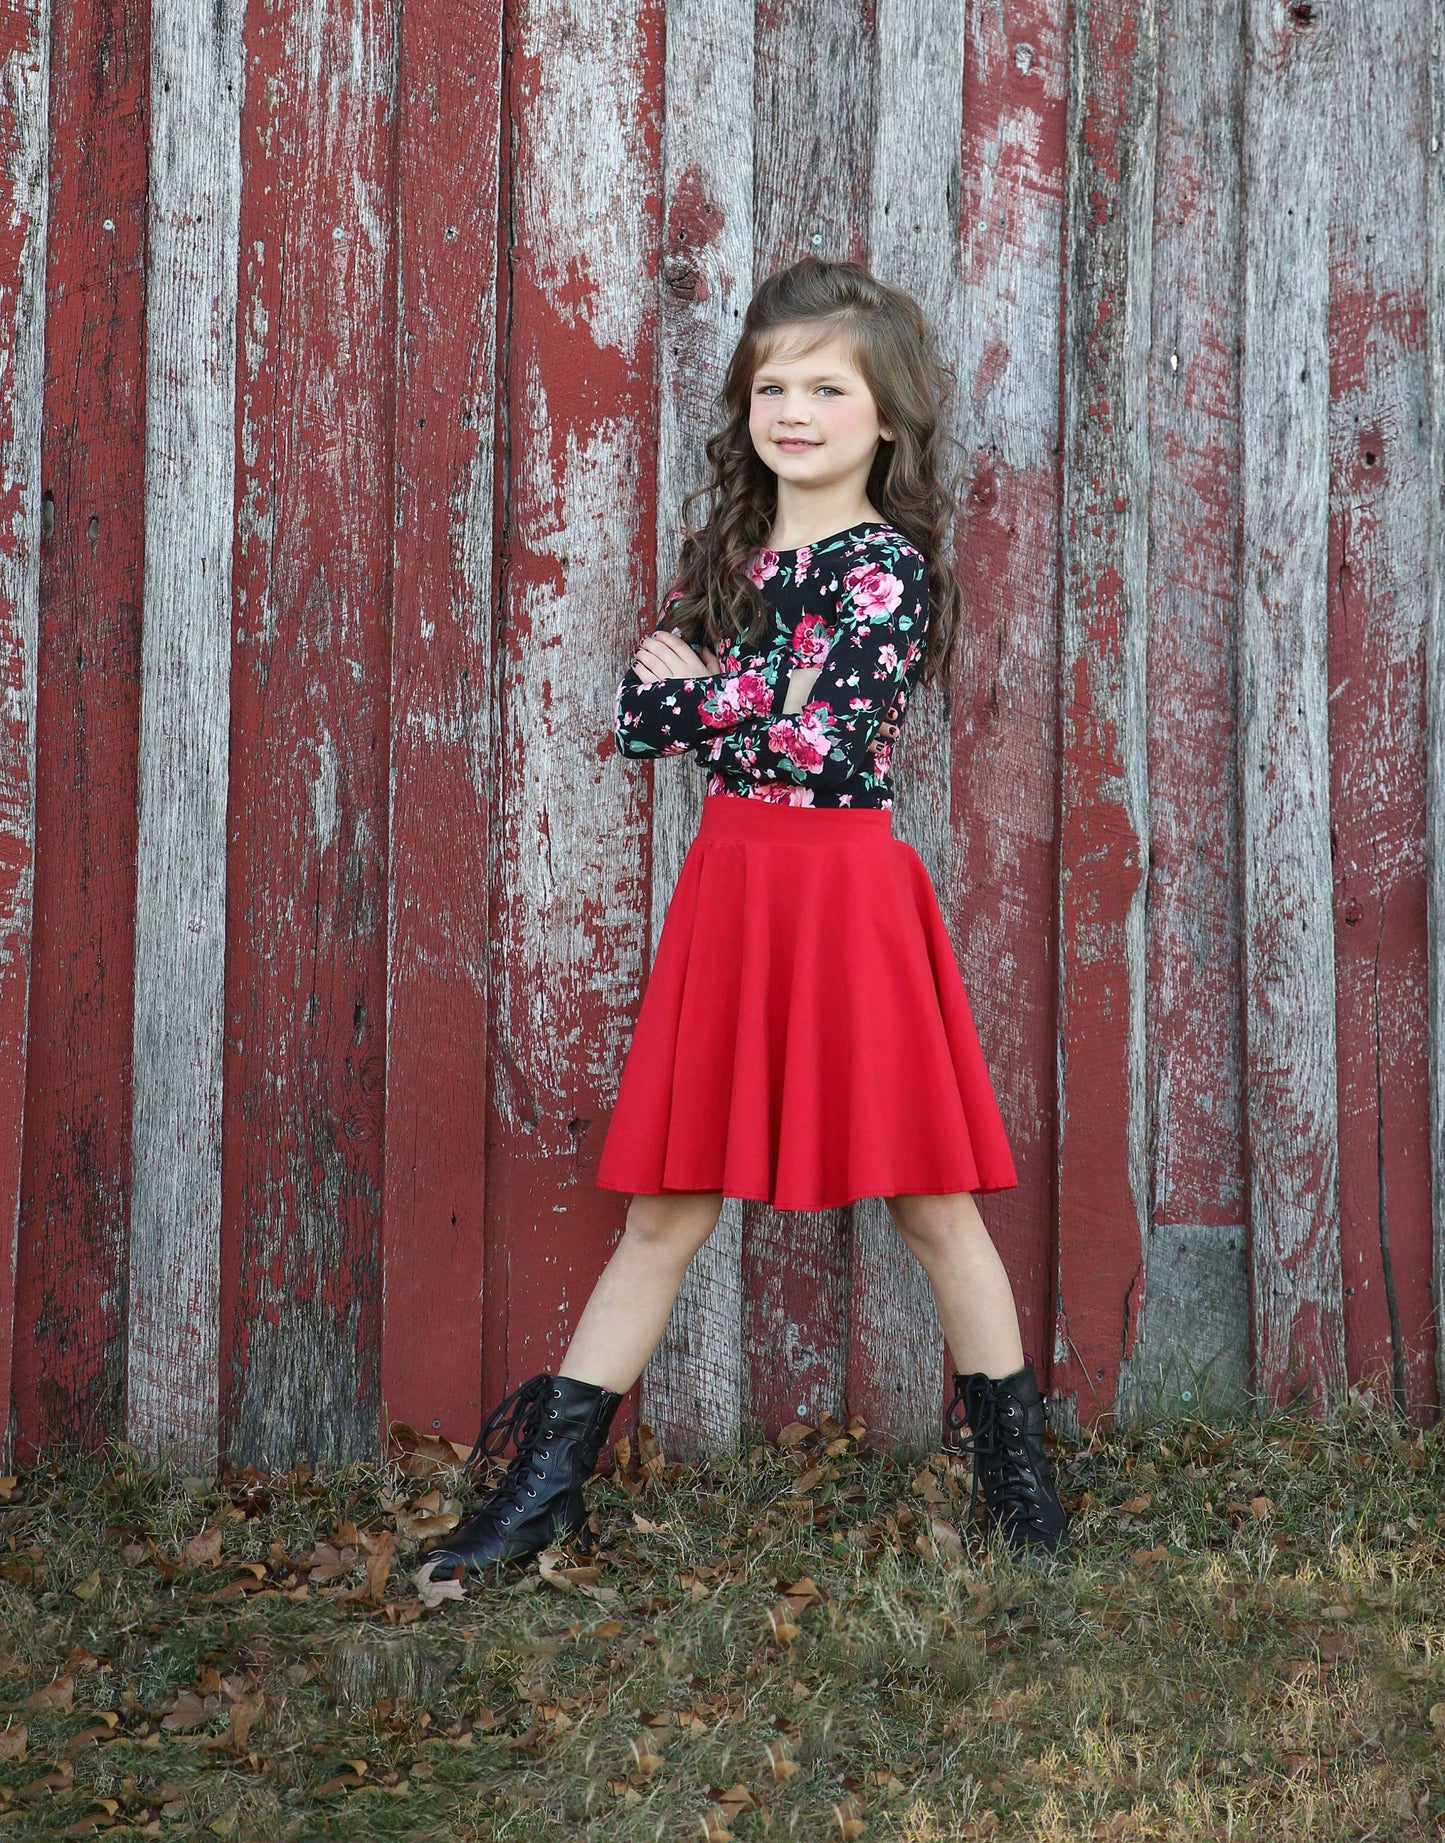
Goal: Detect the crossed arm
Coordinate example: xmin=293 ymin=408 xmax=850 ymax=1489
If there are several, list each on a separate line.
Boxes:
xmin=612 ymin=548 xmax=926 ymax=791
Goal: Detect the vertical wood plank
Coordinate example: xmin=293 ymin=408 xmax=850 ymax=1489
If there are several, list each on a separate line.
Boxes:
xmin=1425 ymin=0 xmax=1445 ymax=1415
xmin=484 ymin=0 xmax=663 ymax=1419
xmin=739 ymin=0 xmax=878 ymax=1442
xmin=126 ymin=0 xmax=244 ymax=1465
xmin=844 ymin=0 xmax=963 ymax=1456
xmin=13 ymin=0 xmax=148 ymax=1455
xmin=1327 ymin=0 xmax=1438 ymax=1424
xmin=1237 ymin=0 xmax=1344 ymax=1410
xmin=640 ymin=0 xmax=754 ymax=1460
xmin=379 ymin=0 xmax=504 ymax=1451
xmin=1133 ymin=0 xmax=1250 ymax=1414
xmin=221 ymin=0 xmax=394 ymax=1466
xmin=954 ymin=0 xmax=1070 ymax=1408
xmin=1052 ymin=0 xmax=1157 ymax=1432
xmin=0 ymin=0 xmax=47 ymax=1456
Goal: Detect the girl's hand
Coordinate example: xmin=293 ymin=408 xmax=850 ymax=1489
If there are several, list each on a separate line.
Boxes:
xmin=632 ymin=626 xmax=720 ymax=684
xmin=868 ymin=700 xmax=901 ymax=755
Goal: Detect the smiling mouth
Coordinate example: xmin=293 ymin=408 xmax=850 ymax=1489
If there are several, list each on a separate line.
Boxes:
xmin=774 ymin=438 xmax=821 ymax=448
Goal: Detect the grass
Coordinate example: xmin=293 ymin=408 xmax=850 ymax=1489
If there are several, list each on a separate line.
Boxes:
xmin=0 ymin=1384 xmax=1439 ymax=1841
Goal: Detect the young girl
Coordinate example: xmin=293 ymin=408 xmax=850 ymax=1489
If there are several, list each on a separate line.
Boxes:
xmin=419 ymin=257 xmax=1068 ymax=1593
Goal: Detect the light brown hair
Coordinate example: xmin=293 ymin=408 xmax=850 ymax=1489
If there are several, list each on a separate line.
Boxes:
xmin=661 ymin=255 xmax=963 ymax=692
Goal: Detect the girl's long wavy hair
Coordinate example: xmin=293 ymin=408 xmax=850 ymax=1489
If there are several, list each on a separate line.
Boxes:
xmin=661 ymin=257 xmax=963 ymax=692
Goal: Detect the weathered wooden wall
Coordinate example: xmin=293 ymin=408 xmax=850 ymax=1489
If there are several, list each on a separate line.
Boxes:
xmin=0 ymin=0 xmax=1440 ymax=1468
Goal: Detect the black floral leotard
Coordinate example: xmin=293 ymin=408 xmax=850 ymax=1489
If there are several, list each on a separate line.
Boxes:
xmin=611 ymin=521 xmax=928 ymax=809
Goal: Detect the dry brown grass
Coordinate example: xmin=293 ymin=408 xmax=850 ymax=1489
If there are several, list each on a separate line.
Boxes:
xmin=0 ymin=1384 xmax=1438 ymax=1840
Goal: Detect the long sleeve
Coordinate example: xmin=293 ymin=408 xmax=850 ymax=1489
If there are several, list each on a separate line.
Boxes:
xmin=689 ymin=545 xmax=927 ymax=793
xmin=612 ymin=654 xmax=793 ymax=760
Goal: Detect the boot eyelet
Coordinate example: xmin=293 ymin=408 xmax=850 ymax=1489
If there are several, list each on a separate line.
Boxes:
xmin=527 ymin=1487 xmax=537 ymax=1497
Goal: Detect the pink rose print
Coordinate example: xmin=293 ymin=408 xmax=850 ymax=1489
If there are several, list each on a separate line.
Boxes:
xmin=755 ymin=782 xmax=815 ymax=805
xmin=613 ymin=526 xmax=925 ymax=809
xmin=698 ymin=667 xmax=775 ymax=729
xmin=766 ymin=700 xmax=835 ymax=773
xmin=790 ymin=613 xmax=833 ymax=665
xmin=843 ymin=560 xmax=903 ymax=618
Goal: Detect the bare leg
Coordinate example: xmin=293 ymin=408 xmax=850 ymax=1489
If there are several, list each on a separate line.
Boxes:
xmin=885 ymin=1190 xmax=1027 ymax=1378
xmin=559 ymin=1190 xmax=726 ymax=1395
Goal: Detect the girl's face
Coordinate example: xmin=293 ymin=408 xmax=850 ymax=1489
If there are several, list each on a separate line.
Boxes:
xmin=747 ymin=328 xmax=892 ymax=493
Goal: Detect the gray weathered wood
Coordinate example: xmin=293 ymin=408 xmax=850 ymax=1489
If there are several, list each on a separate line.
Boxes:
xmin=1054 ymin=0 xmax=1157 ymax=1433
xmin=1327 ymin=0 xmax=1437 ymax=1418
xmin=1236 ymin=0 xmax=1344 ymax=1409
xmin=1131 ymin=0 xmax=1249 ymax=1414
xmin=952 ymin=3 xmax=1070 ymax=1392
xmin=1132 ymin=1224 xmax=1250 ymax=1415
xmin=638 ymin=0 xmax=755 ymax=1460
xmin=126 ymin=0 xmax=244 ymax=1465
xmin=0 ymin=0 xmax=49 ymax=1461
xmin=847 ymin=0 xmax=964 ymax=1455
xmin=1427 ymin=0 xmax=1445 ymax=1411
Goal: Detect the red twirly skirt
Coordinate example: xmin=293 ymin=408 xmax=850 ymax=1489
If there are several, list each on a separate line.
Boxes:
xmin=595 ymin=792 xmax=1019 ymax=1210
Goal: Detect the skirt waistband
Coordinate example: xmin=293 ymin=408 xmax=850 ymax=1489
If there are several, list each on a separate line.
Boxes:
xmin=697 ymin=791 xmax=894 ymax=840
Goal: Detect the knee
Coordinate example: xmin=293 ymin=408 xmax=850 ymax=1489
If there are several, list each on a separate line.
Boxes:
xmin=885 ymin=1191 xmax=984 ymax=1257
xmin=622 ymin=1191 xmax=725 ymax=1261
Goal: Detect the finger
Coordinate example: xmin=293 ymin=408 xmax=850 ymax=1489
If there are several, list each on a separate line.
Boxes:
xmin=646 ymin=628 xmax=703 ymax=672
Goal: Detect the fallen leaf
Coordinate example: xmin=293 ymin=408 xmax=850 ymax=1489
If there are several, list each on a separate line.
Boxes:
xmin=924 ymin=1518 xmax=963 ymax=1570
xmin=202 ymin=1692 xmax=263 ymax=1754
xmin=413 ymin=1562 xmax=466 ymax=1611
xmin=766 ymin=1602 xmax=800 ymax=1645
xmin=0 ymin=1722 xmax=25 ymax=1761
xmin=777 ymin=1575 xmax=826 ymax=1612
xmin=339 ymin=1530 xmax=394 ymax=1605
xmin=537 ymin=1548 xmax=621 ymax=1607
xmin=628 ymin=1734 xmax=664 ymax=1777
xmin=19 ymin=1760 xmax=74 ymax=1799
xmin=710 ymin=1782 xmax=755 ymax=1819
xmin=20 ymin=1675 xmax=74 ymax=1715
xmin=767 ymin=1739 xmax=801 ymax=1780
xmin=777 ymin=1422 xmax=814 ymax=1448
xmin=395 ymin=1510 xmax=459 ymax=1543
xmin=304 ymin=1542 xmax=355 ymax=1585
xmin=185 ymin=1527 xmax=223 ymax=1568
xmin=833 ymin=1793 xmax=867 ymax=1838
xmin=161 ymin=1690 xmax=218 ymax=1733
xmin=70 ymin=1571 xmax=102 ymax=1602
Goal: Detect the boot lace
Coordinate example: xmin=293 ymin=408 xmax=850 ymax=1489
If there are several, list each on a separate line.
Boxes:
xmin=946 ymin=1377 xmax=1053 ymax=1538
xmin=460 ymin=1373 xmax=552 ymax=1518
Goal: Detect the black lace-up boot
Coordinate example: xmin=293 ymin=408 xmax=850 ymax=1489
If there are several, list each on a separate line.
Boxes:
xmin=418 ymin=1372 xmax=624 ymax=1585
xmin=945 ymin=1354 xmax=1070 ymax=1555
